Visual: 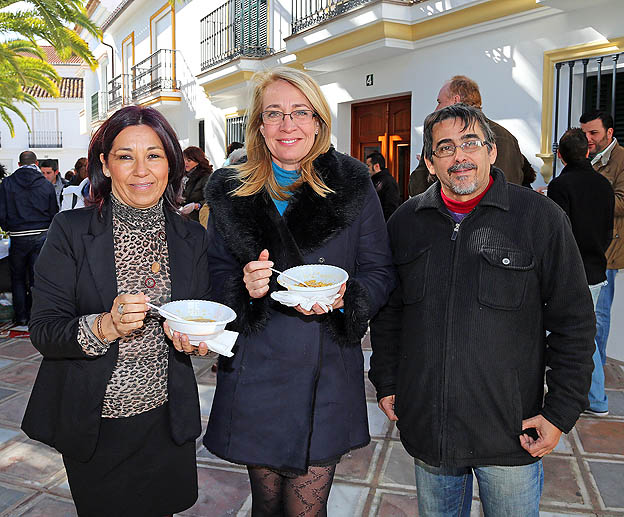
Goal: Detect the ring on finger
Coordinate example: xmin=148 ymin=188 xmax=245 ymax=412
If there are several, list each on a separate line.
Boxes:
xmin=117 ymin=303 xmax=124 ymax=315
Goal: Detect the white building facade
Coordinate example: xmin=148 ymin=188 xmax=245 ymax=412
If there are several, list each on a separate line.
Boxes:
xmin=0 ymin=48 xmax=90 ymax=175
xmin=82 ymin=0 xmax=624 ymax=185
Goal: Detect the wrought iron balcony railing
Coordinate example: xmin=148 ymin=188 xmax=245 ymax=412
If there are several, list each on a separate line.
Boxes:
xmin=91 ymin=91 xmax=108 ymax=121
xmin=108 ymin=74 xmax=131 ymax=111
xmin=28 ymin=131 xmax=62 ymax=148
xmin=131 ymin=49 xmax=180 ymax=101
xmin=201 ymin=0 xmax=273 ymax=71
xmin=292 ymin=0 xmax=374 ymax=34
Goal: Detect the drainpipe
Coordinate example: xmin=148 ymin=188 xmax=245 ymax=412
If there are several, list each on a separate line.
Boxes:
xmin=102 ymin=40 xmax=115 ymax=80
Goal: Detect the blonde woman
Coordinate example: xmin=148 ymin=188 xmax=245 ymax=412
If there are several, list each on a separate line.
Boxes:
xmin=203 ymin=67 xmax=396 ymax=515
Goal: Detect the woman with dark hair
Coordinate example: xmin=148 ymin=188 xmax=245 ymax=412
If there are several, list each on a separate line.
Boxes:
xmin=22 ymin=105 xmax=212 ymax=516
xmin=203 ymin=67 xmax=396 ymax=515
xmin=69 ymin=156 xmax=88 ymax=186
xmin=181 ymin=146 xmax=213 ymax=222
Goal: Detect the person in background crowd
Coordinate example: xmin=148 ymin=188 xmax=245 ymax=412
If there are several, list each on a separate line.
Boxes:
xmin=0 ymin=151 xmax=57 ymax=327
xmin=70 ymin=157 xmax=88 ymax=186
xmin=203 ymin=67 xmax=395 ymax=516
xmin=181 ymin=146 xmax=213 ymax=222
xmin=64 ymin=170 xmax=75 ymax=182
xmin=409 ymin=75 xmax=536 ymax=196
xmin=370 ymin=104 xmax=594 ymax=517
xmin=580 ymin=110 xmax=624 ymax=380
xmin=40 ymin=159 xmax=69 ymax=208
xmin=21 ymin=106 xmax=212 ymax=517
xmin=548 ymin=127 xmax=614 ymax=416
xmin=222 ymin=141 xmax=244 ymax=167
xmin=366 ymin=151 xmax=401 ymax=221
xmin=0 ymin=163 xmax=7 ymax=182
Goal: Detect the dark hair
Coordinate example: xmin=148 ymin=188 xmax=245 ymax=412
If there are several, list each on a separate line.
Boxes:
xmin=19 ymin=151 xmax=37 ymax=165
xmin=226 ymin=141 xmax=244 ymax=157
xmin=423 ymin=103 xmax=495 ymax=161
xmin=580 ymin=110 xmax=614 ymax=131
xmin=366 ymin=151 xmax=386 ymax=170
xmin=0 ymin=163 xmax=6 ymax=180
xmin=183 ymin=146 xmax=213 ymax=175
xmin=74 ymin=157 xmax=88 ymax=179
xmin=88 ymin=105 xmax=184 ymax=210
xmin=64 ymin=170 xmax=75 ymax=181
xmin=39 ymin=159 xmax=57 ymax=171
xmin=558 ymin=127 xmax=589 ymax=164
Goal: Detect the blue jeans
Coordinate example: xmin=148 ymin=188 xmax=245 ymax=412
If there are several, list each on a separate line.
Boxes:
xmin=8 ymin=234 xmax=46 ymax=323
xmin=414 ymin=459 xmax=543 ymax=517
xmin=588 ymin=282 xmax=608 ymax=412
xmin=595 ymin=269 xmax=617 ymax=366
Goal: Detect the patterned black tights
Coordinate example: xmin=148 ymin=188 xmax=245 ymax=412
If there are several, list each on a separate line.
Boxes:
xmin=247 ymin=465 xmax=336 ymax=516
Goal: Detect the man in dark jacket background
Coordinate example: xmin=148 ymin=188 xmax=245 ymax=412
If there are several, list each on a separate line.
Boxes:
xmin=548 ymin=127 xmax=614 ymax=416
xmin=370 ymin=104 xmax=595 ymax=516
xmin=409 ymin=75 xmax=537 ymax=196
xmin=0 ymin=151 xmax=58 ymax=326
xmin=366 ymin=151 xmax=400 ymax=220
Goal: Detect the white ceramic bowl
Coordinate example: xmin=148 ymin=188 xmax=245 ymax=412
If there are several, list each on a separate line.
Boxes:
xmin=277 ymin=264 xmax=349 ymax=299
xmin=159 ymin=300 xmax=236 ymax=342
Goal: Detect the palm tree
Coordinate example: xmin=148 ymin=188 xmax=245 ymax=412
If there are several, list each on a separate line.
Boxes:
xmin=0 ymin=0 xmax=101 ymax=136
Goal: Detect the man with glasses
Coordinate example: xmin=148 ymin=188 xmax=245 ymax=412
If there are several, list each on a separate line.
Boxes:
xmin=409 ymin=75 xmax=536 ymax=196
xmin=370 ymin=104 xmax=595 ymax=516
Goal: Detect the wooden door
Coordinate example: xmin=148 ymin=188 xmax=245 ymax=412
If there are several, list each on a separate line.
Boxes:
xmin=351 ymin=96 xmax=411 ymax=201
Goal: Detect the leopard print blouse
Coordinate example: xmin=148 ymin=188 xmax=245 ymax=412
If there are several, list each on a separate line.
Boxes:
xmin=78 ymin=194 xmax=171 ymax=418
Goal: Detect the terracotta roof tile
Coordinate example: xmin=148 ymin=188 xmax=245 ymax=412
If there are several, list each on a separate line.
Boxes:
xmin=23 ymin=77 xmax=84 ymax=99
xmin=39 ymin=46 xmax=84 ymax=65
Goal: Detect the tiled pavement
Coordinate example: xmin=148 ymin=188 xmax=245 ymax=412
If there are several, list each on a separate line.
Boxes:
xmin=0 ymin=332 xmax=623 ymax=516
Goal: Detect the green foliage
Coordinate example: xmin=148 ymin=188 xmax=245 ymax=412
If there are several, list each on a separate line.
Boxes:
xmin=0 ymin=0 xmax=102 ymax=136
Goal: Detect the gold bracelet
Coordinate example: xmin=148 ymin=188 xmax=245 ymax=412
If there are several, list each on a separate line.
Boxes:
xmin=96 ymin=313 xmax=110 ymax=344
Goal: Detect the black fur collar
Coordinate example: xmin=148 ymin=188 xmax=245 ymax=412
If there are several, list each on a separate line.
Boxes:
xmin=205 ymin=148 xmax=371 ymax=264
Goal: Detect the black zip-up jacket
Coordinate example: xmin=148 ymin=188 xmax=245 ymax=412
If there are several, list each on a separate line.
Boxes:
xmin=0 ymin=166 xmax=57 ymax=233
xmin=547 ymin=159 xmax=614 ymax=284
xmin=370 ymin=168 xmax=595 ymax=468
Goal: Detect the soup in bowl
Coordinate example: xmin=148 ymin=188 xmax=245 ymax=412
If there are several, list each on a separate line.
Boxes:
xmin=158 ymin=300 xmax=236 ymax=343
xmin=277 ymin=264 xmax=349 ymax=299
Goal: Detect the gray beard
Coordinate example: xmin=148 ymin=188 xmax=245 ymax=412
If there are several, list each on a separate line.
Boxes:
xmin=449 ymin=179 xmax=478 ymax=195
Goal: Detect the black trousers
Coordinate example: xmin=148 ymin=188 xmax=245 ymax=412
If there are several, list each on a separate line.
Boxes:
xmin=8 ymin=233 xmax=46 ymax=323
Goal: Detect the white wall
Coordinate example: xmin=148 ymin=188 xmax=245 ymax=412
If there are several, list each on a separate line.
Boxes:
xmin=303 ymin=2 xmax=624 ymax=187
xmin=0 ymin=98 xmax=89 ymax=174
xmin=607 ymin=272 xmax=624 ymax=362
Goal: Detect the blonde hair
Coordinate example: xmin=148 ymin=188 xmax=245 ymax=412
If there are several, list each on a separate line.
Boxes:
xmin=233 ymin=67 xmax=333 ymax=199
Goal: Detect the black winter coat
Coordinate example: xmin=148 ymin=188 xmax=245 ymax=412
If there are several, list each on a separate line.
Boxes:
xmin=202 ymin=148 xmax=396 ymax=473
xmin=370 ymin=168 xmax=595 ymax=468
xmin=547 ymin=159 xmax=614 ymax=284
xmin=21 ymin=200 xmax=208 ymax=461
xmin=371 ymin=168 xmax=401 ymax=221
xmin=182 ymin=166 xmax=211 ymax=222
xmin=0 ymin=166 xmax=57 ymax=232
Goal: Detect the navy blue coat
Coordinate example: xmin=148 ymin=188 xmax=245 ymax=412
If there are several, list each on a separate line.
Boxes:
xmin=203 ymin=149 xmax=396 ymax=473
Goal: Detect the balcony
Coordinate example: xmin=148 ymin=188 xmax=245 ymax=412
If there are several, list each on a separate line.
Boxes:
xmin=108 ymin=74 xmax=131 ymax=112
xmin=131 ymin=49 xmax=181 ymax=102
xmin=90 ymin=91 xmax=108 ymax=122
xmin=292 ymin=0 xmax=375 ymax=34
xmin=28 ymin=131 xmax=62 ymax=148
xmin=200 ymin=0 xmax=273 ymax=71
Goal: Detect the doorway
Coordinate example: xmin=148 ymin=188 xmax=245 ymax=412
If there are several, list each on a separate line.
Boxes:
xmin=351 ymin=95 xmax=411 ymax=201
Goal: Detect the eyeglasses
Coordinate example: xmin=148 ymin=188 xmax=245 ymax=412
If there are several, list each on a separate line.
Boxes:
xmin=432 ymin=140 xmax=489 ymax=158
xmin=261 ymin=110 xmax=316 ymax=125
